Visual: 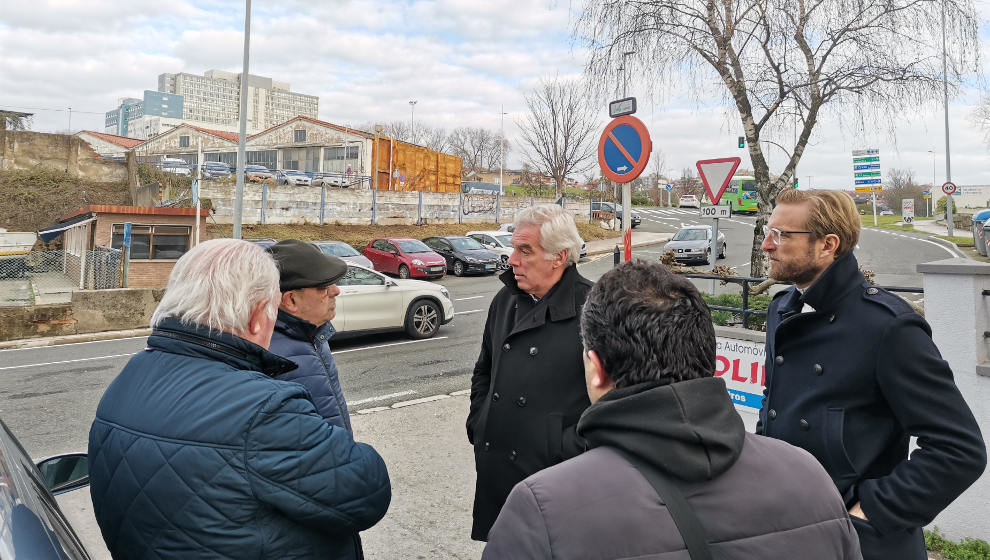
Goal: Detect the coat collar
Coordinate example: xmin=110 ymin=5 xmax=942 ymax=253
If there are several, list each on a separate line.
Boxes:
xmin=274 ymin=309 xmax=336 ymax=343
xmin=799 ymin=252 xmax=864 ymax=313
xmin=499 ymin=263 xmax=585 ymax=324
xmin=149 ymin=316 xmax=298 ymax=377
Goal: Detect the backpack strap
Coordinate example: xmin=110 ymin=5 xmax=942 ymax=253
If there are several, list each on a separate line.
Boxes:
xmin=609 ymin=447 xmax=714 ymax=560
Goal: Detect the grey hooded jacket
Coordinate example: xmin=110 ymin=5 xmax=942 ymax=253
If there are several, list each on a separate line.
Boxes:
xmin=483 ymin=378 xmax=862 ymax=560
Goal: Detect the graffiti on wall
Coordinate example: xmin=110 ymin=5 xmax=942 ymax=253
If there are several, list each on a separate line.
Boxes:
xmin=462 ymin=193 xmax=496 ymax=215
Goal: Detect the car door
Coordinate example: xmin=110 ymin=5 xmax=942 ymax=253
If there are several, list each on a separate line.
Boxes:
xmin=432 ymin=239 xmax=455 ymax=269
xmin=334 ymin=267 xmax=403 ymax=333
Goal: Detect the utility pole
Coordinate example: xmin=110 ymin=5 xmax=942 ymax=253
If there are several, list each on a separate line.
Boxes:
xmin=499 ymin=106 xmax=507 ymax=195
xmin=941 ymin=0 xmax=954 ymax=235
xmin=233 ymin=0 xmax=251 ymax=239
xmin=409 ymin=100 xmax=417 ymax=142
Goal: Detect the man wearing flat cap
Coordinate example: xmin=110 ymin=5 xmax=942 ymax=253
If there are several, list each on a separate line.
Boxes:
xmin=267 ymin=239 xmax=353 ymax=429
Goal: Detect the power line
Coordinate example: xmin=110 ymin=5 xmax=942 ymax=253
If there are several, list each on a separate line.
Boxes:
xmin=0 ymin=105 xmax=105 ymax=115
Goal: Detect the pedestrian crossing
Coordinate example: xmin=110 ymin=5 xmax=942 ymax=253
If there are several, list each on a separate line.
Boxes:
xmin=635 ymin=207 xmax=756 ymax=228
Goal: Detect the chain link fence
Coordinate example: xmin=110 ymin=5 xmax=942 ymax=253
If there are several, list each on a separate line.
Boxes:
xmin=0 ymin=247 xmax=122 ymax=307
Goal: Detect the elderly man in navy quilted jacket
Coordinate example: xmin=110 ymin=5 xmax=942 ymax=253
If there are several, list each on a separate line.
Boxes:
xmin=267 ymin=239 xmax=352 ymax=429
xmin=88 ymin=239 xmax=391 ymax=559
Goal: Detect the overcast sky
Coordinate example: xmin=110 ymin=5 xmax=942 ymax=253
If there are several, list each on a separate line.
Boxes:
xmin=2 ymin=0 xmax=989 ymax=189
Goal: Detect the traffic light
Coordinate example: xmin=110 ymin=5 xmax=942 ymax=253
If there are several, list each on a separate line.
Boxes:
xmin=737 ymin=136 xmax=745 ymax=149
xmin=792 ymin=177 xmax=798 ymax=189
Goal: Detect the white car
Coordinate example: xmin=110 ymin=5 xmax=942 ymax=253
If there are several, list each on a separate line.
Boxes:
xmin=678 ymin=194 xmax=700 ymax=208
xmin=473 ymin=228 xmax=587 ymax=260
xmin=334 ymin=264 xmax=454 ymax=339
xmin=311 ymin=241 xmax=374 ymax=269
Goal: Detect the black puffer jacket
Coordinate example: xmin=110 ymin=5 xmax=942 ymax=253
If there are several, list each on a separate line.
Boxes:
xmin=484 ymin=378 xmax=862 ymax=559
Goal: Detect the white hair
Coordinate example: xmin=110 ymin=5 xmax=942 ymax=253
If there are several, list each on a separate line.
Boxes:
xmin=513 ymin=204 xmax=583 ymax=265
xmin=150 ymin=239 xmax=280 ymax=333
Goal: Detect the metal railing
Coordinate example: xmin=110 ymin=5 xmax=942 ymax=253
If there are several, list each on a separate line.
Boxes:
xmin=680 ymin=273 xmax=924 ymax=330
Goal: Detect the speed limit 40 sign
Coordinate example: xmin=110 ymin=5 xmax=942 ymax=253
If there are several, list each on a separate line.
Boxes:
xmin=942 ymin=181 xmax=958 ymax=195
xmin=699 ymin=205 xmax=731 ymax=219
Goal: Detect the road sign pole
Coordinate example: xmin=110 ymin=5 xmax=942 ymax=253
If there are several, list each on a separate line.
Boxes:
xmin=622 ymin=182 xmax=631 ymax=261
xmin=871 ymin=192 xmax=877 ymax=226
xmin=709 ymin=217 xmax=719 ymax=294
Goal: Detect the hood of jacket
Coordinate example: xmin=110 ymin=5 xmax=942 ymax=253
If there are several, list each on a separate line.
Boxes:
xmin=577 ymin=377 xmax=745 ymax=482
xmin=150 ymin=316 xmax=297 ymax=377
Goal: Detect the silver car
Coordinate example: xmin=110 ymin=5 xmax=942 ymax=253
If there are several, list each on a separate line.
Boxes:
xmin=664 ymin=225 xmax=726 ymax=263
xmin=311 ymin=241 xmax=374 ymax=269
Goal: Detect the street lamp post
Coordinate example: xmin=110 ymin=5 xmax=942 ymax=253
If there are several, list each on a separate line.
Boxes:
xmin=928 ymin=149 xmax=936 ymax=217
xmin=408 ymin=100 xmax=417 ymax=142
xmin=499 ymin=106 xmax=507 ymax=195
xmin=940 ymin=0 xmax=954 ymax=235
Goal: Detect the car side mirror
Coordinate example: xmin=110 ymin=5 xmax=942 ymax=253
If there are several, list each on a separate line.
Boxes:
xmin=36 ymin=453 xmax=89 ymax=495
xmin=391 ymin=250 xmax=399 ymax=256
xmin=386 ymin=280 xmax=398 ymax=287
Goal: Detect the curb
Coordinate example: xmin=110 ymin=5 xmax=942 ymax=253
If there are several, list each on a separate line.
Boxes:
xmin=0 ymin=328 xmax=152 ymax=350
xmin=585 ymin=235 xmax=670 ymax=257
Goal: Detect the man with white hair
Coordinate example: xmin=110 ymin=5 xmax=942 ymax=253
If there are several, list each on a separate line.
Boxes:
xmin=88 ymin=239 xmax=391 ymax=560
xmin=466 ymin=204 xmax=593 ymax=541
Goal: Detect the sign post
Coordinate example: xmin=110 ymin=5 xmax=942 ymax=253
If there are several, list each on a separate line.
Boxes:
xmin=942 ymin=181 xmax=957 ymax=235
xmin=853 ymin=149 xmax=882 ymax=226
xmin=696 ymin=157 xmax=740 ymax=277
xmin=598 ymin=113 xmax=651 ymax=263
xmin=922 ymin=189 xmax=932 ymax=217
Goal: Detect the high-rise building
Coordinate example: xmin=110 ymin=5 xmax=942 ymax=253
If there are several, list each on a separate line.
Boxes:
xmin=157 ymin=70 xmax=318 ymax=132
xmin=104 ymin=91 xmax=184 ymax=137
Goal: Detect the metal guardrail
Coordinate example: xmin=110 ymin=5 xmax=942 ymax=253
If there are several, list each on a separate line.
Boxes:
xmin=680 ymin=273 xmax=923 ymax=330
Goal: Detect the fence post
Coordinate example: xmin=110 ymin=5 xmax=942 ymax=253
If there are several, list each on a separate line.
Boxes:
xmin=458 ymin=192 xmax=463 ymax=224
xmin=495 ymin=192 xmax=501 ymax=226
xmin=417 ymin=190 xmax=423 ymax=225
xmin=261 ymin=184 xmax=268 ymax=225
xmin=320 ymin=186 xmax=326 ymax=225
xmin=371 ymin=186 xmax=377 ymax=225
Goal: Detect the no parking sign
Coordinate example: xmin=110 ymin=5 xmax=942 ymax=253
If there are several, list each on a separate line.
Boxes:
xmin=597 ymin=116 xmax=651 ymax=183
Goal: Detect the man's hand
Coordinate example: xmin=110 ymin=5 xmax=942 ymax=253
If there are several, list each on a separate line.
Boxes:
xmin=848 ymin=502 xmax=867 ymax=520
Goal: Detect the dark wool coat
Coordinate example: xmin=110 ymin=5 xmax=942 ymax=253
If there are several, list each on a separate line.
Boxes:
xmin=466 ymin=264 xmax=593 ymax=541
xmin=484 ymin=379 xmax=863 ymax=559
xmin=757 ymin=252 xmax=986 ymax=560
xmin=89 ymin=318 xmax=391 ymax=560
xmin=270 ymin=309 xmax=352 ymax=430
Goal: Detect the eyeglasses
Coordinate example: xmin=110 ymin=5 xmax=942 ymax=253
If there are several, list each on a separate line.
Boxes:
xmin=762 ymin=225 xmax=812 ymax=246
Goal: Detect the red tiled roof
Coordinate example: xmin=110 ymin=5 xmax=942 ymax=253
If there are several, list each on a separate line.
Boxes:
xmin=249 ymin=115 xmax=374 ymax=139
xmin=61 ymin=205 xmax=209 ymax=221
xmin=78 ymin=131 xmax=143 ymax=149
xmin=183 ymin=124 xmax=241 ymax=142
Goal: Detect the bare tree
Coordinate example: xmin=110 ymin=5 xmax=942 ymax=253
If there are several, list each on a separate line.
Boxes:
xmin=882 ymin=168 xmax=925 ymax=215
xmin=0 ymin=111 xmax=32 ymax=131
xmin=972 ymin=96 xmax=990 ymax=147
xmin=448 ymin=127 xmax=501 ymax=178
xmin=576 ymin=0 xmax=980 ymax=276
xmin=518 ymin=77 xmax=599 ymax=199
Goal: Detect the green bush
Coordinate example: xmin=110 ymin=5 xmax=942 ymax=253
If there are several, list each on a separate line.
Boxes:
xmin=632 ymin=194 xmax=651 ymax=206
xmin=701 ymin=293 xmax=772 ymax=330
xmin=925 ymin=527 xmax=990 ymax=560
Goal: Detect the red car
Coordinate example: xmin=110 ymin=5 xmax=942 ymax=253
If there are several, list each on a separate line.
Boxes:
xmin=363 ymin=237 xmax=448 ymax=279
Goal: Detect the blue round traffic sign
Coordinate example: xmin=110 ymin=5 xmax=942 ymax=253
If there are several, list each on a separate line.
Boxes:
xmin=598 ymin=115 xmax=651 ymax=183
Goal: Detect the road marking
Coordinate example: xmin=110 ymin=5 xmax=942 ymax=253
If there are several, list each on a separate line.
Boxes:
xmin=350 ymin=390 xmax=417 ymax=406
xmin=454 ymin=309 xmax=484 ymax=316
xmin=0 ymin=335 xmax=147 ymax=353
xmin=454 ymin=296 xmax=485 ymax=301
xmin=392 ymin=394 xmax=450 ymax=408
xmin=0 ymin=353 xmax=134 ymax=371
xmin=863 ymin=228 xmax=960 ymax=258
xmin=334 ymin=336 xmax=448 ymax=354
xmin=730 ymin=261 xmax=752 ymax=270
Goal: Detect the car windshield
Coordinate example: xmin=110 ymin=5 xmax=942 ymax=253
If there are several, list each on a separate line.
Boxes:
xmin=286 ymin=170 xmax=305 ymax=175
xmin=494 ymin=234 xmax=512 ymax=246
xmin=395 ymin=240 xmax=432 ymax=253
xmin=682 ymin=195 xmax=696 ymax=200
xmin=449 ymin=237 xmax=485 ymax=250
xmin=317 ymin=242 xmax=359 ymax=257
xmin=673 ymin=229 xmax=708 ymax=241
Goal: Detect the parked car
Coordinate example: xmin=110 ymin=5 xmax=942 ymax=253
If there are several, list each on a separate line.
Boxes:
xmin=663 ymin=225 xmax=726 ymax=264
xmin=275 ymin=169 xmax=313 ymax=186
xmin=311 ymin=240 xmax=374 ymax=268
xmin=468 ymin=229 xmax=587 ymax=262
xmin=199 ymin=161 xmax=231 ymax=179
xmin=0 ymin=418 xmax=93 ymax=559
xmin=363 ymin=237 xmax=448 ymax=279
xmin=460 ymin=181 xmax=504 ymax=195
xmin=678 ymin=194 xmax=700 ymax=208
xmin=245 ymin=237 xmax=277 ymax=250
xmin=244 ymin=164 xmax=273 ymax=182
xmin=332 ymin=265 xmax=454 ymax=339
xmin=880 ymin=210 xmax=894 ymax=216
xmin=160 ymin=157 xmax=191 ymax=176
xmin=590 ymin=202 xmax=642 ymax=227
xmin=422 ymin=235 xmax=501 ymax=276
xmin=313 ymin=173 xmax=350 ymax=188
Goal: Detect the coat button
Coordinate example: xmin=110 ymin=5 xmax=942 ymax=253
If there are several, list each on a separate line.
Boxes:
xmin=775 ymin=355 xmax=784 ymax=365
xmin=813 ymin=364 xmax=823 ymax=375
xmin=483 ymin=442 xmax=491 ymax=451
xmin=492 ymin=392 xmax=500 ymax=402
xmin=866 ymin=287 xmax=879 ymax=295
xmin=516 ymin=396 xmax=527 ymax=407
xmin=828 ymin=314 xmax=836 ymax=323
xmin=509 ymin=450 xmax=517 ymax=461
xmin=502 ymin=343 xmax=511 ymax=351
xmin=529 ymin=347 xmax=538 ymax=356
xmin=800 ymin=419 xmax=810 ymax=430
xmin=768 ymin=409 xmax=777 ymax=420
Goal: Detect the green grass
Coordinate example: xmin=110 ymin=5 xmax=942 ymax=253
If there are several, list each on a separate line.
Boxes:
xmin=925 ymin=527 xmax=990 ymax=560
xmin=935 ymin=235 xmax=975 ymax=247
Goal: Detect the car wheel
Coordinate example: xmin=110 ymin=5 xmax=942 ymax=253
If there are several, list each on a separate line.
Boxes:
xmin=453 ymin=260 xmax=465 ymax=276
xmin=405 ymin=299 xmax=440 ymax=339
xmin=719 ymin=244 xmax=726 ymax=259
xmin=398 ymin=265 xmax=411 ymax=279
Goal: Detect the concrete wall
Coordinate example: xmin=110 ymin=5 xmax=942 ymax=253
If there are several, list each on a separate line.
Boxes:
xmin=200 ymin=182 xmax=593 ymax=226
xmin=0 ymin=130 xmax=127 ymax=183
xmin=0 ymin=288 xmax=161 ymax=341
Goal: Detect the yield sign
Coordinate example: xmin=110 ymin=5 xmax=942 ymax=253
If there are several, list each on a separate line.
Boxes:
xmin=696 ymin=157 xmax=741 ymax=205
xmin=598 ymin=115 xmax=652 ymax=183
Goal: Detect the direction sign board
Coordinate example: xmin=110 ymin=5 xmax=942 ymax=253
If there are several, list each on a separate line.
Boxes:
xmin=699 ymin=205 xmax=731 ymax=219
xmin=852 ymin=149 xmax=880 ymax=156
xmin=854 ymin=164 xmax=881 ymax=171
xmin=664 ymin=184 xmax=672 ymax=191
xmin=922 ymin=189 xmax=931 ymax=195
xmin=853 ymin=156 xmax=880 ymax=163
xmin=942 ymin=181 xmax=957 ymax=195
xmin=855 ymin=171 xmax=881 ymax=177
xmin=598 ymin=115 xmax=652 ymax=183
xmin=855 ymin=178 xmax=881 ymax=185
xmin=696 ymin=157 xmax=741 ymax=205
xmin=855 ymin=186 xmax=883 ymax=192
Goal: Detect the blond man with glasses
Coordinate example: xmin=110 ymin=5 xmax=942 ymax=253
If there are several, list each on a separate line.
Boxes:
xmin=756 ymin=189 xmax=985 ymax=560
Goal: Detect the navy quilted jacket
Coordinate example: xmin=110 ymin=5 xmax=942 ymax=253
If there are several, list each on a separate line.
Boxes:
xmin=88 ymin=317 xmax=391 ymax=559
xmin=269 ymin=310 xmax=351 ymax=430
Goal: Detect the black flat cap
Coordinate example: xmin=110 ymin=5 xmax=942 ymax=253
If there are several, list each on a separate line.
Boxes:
xmin=267 ymin=239 xmax=348 ymax=291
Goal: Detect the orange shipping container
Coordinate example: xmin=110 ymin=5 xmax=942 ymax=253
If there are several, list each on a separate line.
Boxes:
xmin=370 ymin=137 xmax=462 ymax=192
